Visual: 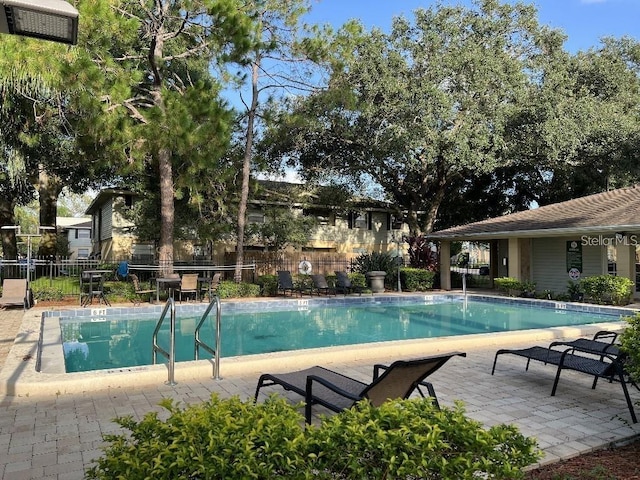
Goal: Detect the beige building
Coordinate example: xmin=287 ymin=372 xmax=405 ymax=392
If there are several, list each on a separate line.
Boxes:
xmin=430 ymin=186 xmax=640 ymax=299
xmin=85 ymin=184 xmax=408 ymax=263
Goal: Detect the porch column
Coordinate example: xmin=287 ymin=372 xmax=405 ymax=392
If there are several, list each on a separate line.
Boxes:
xmin=507 ymin=237 xmax=521 ymax=281
xmin=440 ymin=240 xmax=451 ymax=290
xmin=616 ymin=243 xmax=636 ymax=297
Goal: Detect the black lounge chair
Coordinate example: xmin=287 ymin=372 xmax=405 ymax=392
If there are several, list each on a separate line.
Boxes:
xmin=334 ymin=271 xmax=363 ymax=295
xmin=492 ymin=343 xmax=636 ymax=423
xmin=255 ymin=351 xmax=466 ymax=423
xmin=548 ymin=330 xmax=620 ymax=356
xmin=311 ymin=274 xmax=336 ymax=296
xmin=277 ymin=270 xmax=299 ymax=297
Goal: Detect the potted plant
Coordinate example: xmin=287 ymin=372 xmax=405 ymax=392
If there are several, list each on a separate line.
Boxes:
xmin=567 ymin=280 xmax=584 ymax=302
xmin=520 ymin=281 xmax=536 ymax=298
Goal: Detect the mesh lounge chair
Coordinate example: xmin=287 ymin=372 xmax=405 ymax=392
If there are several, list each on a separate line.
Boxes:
xmin=492 ymin=342 xmax=636 ymax=423
xmin=277 ymin=270 xmax=301 ymax=296
xmin=311 ymin=274 xmax=336 ymax=296
xmin=335 ymin=271 xmax=363 ymax=295
xmin=548 ymin=330 xmax=620 ymax=356
xmin=131 ymin=274 xmax=155 ymax=305
xmin=0 ymin=278 xmax=28 ymax=310
xmin=255 ymin=351 xmax=466 ymax=423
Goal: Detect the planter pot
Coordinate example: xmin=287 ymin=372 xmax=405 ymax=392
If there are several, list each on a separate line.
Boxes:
xmin=366 ymin=271 xmax=387 ymax=293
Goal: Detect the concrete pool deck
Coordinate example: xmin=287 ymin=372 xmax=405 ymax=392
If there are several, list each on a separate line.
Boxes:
xmin=1 ymin=295 xmax=640 ymax=478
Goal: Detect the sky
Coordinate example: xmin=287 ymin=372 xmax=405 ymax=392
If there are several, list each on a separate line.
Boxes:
xmin=303 ymin=0 xmax=640 ymax=53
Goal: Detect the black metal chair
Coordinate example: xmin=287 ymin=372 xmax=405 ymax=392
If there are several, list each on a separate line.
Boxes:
xmin=255 ymin=352 xmax=466 ymax=423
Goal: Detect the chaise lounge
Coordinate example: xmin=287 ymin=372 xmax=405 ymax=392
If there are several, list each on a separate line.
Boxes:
xmin=491 ymin=336 xmax=636 ymax=423
xmin=0 ymin=278 xmax=28 ymax=310
xmin=255 ymin=351 xmax=466 ymax=423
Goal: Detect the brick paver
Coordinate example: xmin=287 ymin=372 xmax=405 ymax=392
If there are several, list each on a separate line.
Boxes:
xmin=1 ymin=302 xmax=640 ymax=479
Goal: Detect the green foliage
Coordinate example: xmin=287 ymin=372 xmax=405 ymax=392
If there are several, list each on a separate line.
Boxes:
xmin=307 ymin=399 xmax=540 ymax=479
xmin=579 ymin=275 xmax=634 ymax=305
xmin=400 ymin=267 xmax=436 ymax=291
xmin=352 ymin=252 xmax=395 ymax=276
xmin=86 ymin=395 xmax=308 ymax=479
xmin=216 ymin=280 xmax=261 ymax=299
xmin=31 ymin=286 xmax=64 ymax=301
xmin=348 ymin=272 xmax=367 ymax=288
xmin=257 ymin=274 xmax=278 ymax=296
xmin=494 ymin=277 xmax=524 ymax=296
xmin=620 ymin=313 xmax=640 ymax=384
xmin=87 ymin=395 xmax=540 ymax=480
xmin=246 ymin=207 xmax=318 ymax=252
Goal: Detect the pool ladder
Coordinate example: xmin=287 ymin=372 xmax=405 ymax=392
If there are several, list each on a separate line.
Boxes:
xmin=152 ymin=295 xmax=222 ymax=385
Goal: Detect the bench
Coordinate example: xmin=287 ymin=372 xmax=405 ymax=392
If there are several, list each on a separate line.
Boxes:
xmin=492 ymin=344 xmax=637 ymax=423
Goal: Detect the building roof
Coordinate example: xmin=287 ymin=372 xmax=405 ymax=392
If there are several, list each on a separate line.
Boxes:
xmin=429 ymin=185 xmax=640 ymax=240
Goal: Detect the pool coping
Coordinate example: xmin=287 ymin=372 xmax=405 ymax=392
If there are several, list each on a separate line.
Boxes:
xmin=1 ymin=293 xmax=636 ymax=397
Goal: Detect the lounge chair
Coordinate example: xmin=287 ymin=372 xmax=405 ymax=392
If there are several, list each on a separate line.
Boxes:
xmin=277 ymin=270 xmax=303 ymax=297
xmin=492 ymin=342 xmax=636 ymax=423
xmin=311 ymin=274 xmax=336 ymax=296
xmin=177 ymin=273 xmax=199 ymax=302
xmin=548 ymin=330 xmax=620 ymax=356
xmin=335 ymin=271 xmax=363 ymax=295
xmin=0 ymin=278 xmax=28 ymax=310
xmin=254 ymin=351 xmax=466 ymax=423
xmin=131 ymin=274 xmax=155 ymax=305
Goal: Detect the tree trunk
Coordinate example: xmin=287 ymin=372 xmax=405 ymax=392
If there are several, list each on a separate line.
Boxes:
xmin=0 ymin=196 xmax=18 ymax=259
xmin=37 ymin=167 xmax=61 ymax=258
xmin=158 ymin=147 xmax=175 ymax=276
xmin=234 ymin=59 xmax=260 ymax=283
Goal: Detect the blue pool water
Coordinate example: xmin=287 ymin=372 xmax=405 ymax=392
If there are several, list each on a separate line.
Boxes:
xmin=59 ymin=297 xmax=626 ymax=373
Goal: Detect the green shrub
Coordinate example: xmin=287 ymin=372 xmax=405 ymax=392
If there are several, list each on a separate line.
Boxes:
xmin=257 ymin=274 xmax=278 ymax=296
xmin=352 ymin=252 xmax=396 ymax=276
xmin=87 ymin=395 xmax=540 ymax=480
xmin=493 ymin=277 xmax=523 ymax=295
xmin=400 ymin=267 xmax=436 ymax=291
xmin=86 ymin=395 xmax=307 ymax=479
xmin=307 ymin=399 xmax=540 ymax=479
xmin=620 ymin=313 xmax=640 ymax=383
xmin=216 ymin=280 xmax=261 ymax=299
xmin=579 ymin=275 xmax=634 ymax=305
xmin=31 ymin=285 xmax=65 ymax=301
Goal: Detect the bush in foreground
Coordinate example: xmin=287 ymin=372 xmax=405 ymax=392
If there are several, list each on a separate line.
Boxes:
xmin=87 ymin=395 xmax=540 ymax=479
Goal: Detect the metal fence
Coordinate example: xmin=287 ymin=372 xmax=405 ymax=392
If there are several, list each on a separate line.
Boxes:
xmin=1 ymin=253 xmax=358 ymax=297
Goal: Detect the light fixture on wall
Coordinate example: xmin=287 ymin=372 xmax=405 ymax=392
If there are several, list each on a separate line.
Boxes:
xmin=0 ymin=0 xmax=78 ymax=44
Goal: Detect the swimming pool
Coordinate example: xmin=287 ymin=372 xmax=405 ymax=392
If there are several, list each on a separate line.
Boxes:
xmin=57 ymin=295 xmax=630 ymax=373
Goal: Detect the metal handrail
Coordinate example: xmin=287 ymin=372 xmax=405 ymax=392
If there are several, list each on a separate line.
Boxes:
xmin=152 ymin=297 xmax=177 ymax=385
xmin=194 ymin=295 xmax=222 ymax=380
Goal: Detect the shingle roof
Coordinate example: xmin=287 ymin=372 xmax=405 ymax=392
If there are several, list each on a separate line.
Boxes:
xmin=430 ymin=185 xmax=640 ymax=240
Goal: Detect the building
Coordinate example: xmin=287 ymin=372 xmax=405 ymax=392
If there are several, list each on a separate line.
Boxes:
xmin=429 ymin=186 xmax=640 ymax=298
xmin=56 ymin=217 xmax=92 ymax=260
xmin=84 ymin=182 xmax=409 ymax=263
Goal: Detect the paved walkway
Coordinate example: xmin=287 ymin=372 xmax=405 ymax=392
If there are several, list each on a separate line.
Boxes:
xmin=2 ymin=303 xmax=640 ymax=479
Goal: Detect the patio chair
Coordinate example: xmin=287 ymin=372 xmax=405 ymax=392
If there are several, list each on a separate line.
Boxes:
xmin=277 ymin=270 xmax=302 ymax=297
xmin=200 ymin=273 xmax=221 ymax=301
xmin=548 ymin=330 xmax=620 ymax=356
xmin=131 ymin=274 xmax=155 ymax=305
xmin=254 ymin=351 xmax=466 ymax=423
xmin=335 ymin=271 xmax=363 ymax=295
xmin=177 ymin=273 xmax=199 ymax=302
xmin=0 ymin=278 xmax=28 ymax=310
xmin=491 ymin=343 xmax=637 ymax=423
xmin=311 ymin=274 xmax=336 ymax=296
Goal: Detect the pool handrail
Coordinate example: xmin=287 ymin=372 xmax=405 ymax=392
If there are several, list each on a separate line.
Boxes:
xmin=195 ymin=294 xmax=222 ymax=380
xmin=152 ymin=297 xmax=177 ymax=385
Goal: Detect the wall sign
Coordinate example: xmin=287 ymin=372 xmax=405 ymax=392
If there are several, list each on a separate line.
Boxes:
xmin=566 ymin=241 xmax=583 ymax=276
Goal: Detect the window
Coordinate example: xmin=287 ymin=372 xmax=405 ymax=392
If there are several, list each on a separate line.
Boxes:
xmin=303 ymin=208 xmax=335 ymax=226
xmin=77 ymin=229 xmax=90 ymax=239
xmin=78 ymin=248 xmax=89 ymax=258
xmin=348 ymin=211 xmax=370 ymax=230
xmin=247 ymin=212 xmax=265 ymax=224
